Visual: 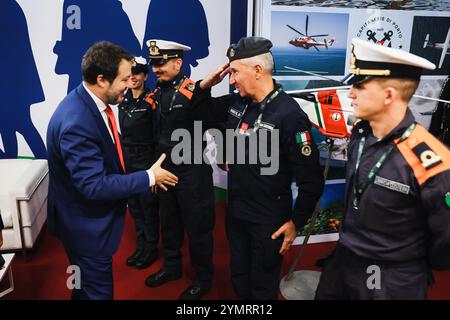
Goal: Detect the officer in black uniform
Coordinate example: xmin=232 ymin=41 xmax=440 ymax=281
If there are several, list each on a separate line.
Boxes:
xmin=118 ymin=56 xmax=159 ymax=269
xmin=143 ymin=39 xmax=215 ymax=300
xmin=315 ymin=38 xmax=450 ymax=300
xmin=194 ymin=37 xmax=324 ymax=299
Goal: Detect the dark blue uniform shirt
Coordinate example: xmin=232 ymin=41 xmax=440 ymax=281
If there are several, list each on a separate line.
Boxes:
xmin=340 ymin=109 xmax=450 ymax=269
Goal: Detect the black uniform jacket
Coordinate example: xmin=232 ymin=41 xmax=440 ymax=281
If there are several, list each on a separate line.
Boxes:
xmin=118 ymin=88 xmax=155 ymax=171
xmin=151 ymin=73 xmax=212 ymax=167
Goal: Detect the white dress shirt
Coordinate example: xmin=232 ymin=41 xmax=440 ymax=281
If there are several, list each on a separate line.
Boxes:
xmin=82 ymin=82 xmax=155 ymax=186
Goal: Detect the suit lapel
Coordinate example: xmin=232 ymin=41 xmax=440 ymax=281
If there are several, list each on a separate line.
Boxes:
xmin=76 ymin=84 xmax=123 ymax=173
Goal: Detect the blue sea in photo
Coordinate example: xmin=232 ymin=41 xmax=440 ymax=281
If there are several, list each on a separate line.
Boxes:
xmin=273 ymin=47 xmax=346 ymax=76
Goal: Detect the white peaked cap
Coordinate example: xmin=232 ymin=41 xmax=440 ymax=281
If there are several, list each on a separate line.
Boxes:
xmin=146 ymin=39 xmax=191 ymax=51
xmin=352 ymin=38 xmax=435 ymax=71
xmin=134 ymin=56 xmax=147 ymax=65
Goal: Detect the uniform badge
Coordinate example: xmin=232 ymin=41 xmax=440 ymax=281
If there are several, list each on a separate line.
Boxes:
xmin=446 ymin=192 xmax=450 ymax=208
xmin=295 ymin=131 xmax=311 ymax=145
xmin=301 ymin=144 xmax=312 ymax=156
xmin=296 ymin=131 xmax=312 ymax=156
xmin=229 ymin=48 xmax=235 ymax=57
xmin=374 ymin=176 xmax=410 ymax=195
xmin=228 ymin=107 xmax=243 ymax=119
xmin=239 ymin=122 xmax=249 ymax=134
xmin=260 ymin=121 xmax=275 ymax=131
xmin=149 ymin=41 xmax=160 ymax=56
xmin=185 ymin=82 xmax=195 ymax=92
xmin=412 ymin=142 xmax=443 ymax=170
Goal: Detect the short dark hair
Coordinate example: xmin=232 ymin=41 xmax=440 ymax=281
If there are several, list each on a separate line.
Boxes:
xmin=132 ymin=63 xmax=149 ymax=75
xmin=82 ymin=41 xmax=134 ymax=84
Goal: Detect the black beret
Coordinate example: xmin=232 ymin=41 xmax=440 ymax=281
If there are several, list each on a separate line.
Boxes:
xmin=227 ymin=37 xmax=273 ymax=62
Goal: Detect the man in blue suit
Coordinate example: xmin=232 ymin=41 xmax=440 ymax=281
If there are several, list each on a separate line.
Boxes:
xmin=46 ymin=41 xmax=178 ymax=300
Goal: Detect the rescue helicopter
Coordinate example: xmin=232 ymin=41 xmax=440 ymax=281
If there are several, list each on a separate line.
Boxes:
xmin=286 ymin=67 xmax=450 ymax=139
xmin=423 ymin=26 xmax=450 ymax=69
xmin=287 ymin=15 xmax=335 ymax=52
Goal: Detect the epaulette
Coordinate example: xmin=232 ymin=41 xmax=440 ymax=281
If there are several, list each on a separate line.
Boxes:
xmin=144 ymin=90 xmax=157 ymax=110
xmin=396 ymin=124 xmax=450 ymax=185
xmin=179 ymin=77 xmax=195 ymax=100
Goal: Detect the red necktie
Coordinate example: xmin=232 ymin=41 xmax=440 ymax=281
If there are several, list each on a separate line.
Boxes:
xmin=105 ymin=106 xmax=126 ymax=173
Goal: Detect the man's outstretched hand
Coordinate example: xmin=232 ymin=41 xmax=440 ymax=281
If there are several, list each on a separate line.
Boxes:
xmin=150 ymin=153 xmax=178 ymax=191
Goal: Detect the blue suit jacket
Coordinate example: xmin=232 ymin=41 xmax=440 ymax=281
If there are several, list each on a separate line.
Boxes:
xmin=46 ymin=84 xmax=150 ymax=256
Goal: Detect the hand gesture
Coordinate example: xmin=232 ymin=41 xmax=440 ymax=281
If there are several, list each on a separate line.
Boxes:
xmin=199 ymin=62 xmax=230 ymax=90
xmin=150 ymin=153 xmax=178 ymax=191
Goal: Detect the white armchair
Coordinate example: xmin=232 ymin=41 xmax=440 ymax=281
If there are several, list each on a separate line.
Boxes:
xmin=0 ymin=159 xmax=48 ymax=256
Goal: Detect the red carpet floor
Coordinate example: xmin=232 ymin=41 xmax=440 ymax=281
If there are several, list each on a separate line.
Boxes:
xmin=2 ymin=203 xmax=450 ymax=300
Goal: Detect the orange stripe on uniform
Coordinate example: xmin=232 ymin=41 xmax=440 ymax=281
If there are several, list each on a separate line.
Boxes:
xmin=145 ymin=93 xmax=156 ymax=110
xmin=396 ymin=124 xmax=450 ymax=185
xmin=179 ymin=78 xmax=194 ymax=100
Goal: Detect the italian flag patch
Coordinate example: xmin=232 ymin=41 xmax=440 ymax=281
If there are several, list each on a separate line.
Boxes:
xmin=295 ymin=131 xmax=311 ymax=145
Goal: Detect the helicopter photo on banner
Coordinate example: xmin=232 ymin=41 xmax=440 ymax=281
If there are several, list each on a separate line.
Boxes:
xmin=271 ymin=10 xmax=349 ymax=77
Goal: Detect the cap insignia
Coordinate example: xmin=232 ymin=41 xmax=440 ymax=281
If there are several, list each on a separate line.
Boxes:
xmin=149 ymin=41 xmax=160 ymax=56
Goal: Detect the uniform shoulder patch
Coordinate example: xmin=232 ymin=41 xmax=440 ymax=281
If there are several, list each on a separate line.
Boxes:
xmin=295 ymin=131 xmax=312 ymax=156
xmin=412 ymin=142 xmax=443 ymax=170
xmin=396 ymin=124 xmax=450 ymax=185
xmin=144 ymin=92 xmax=156 ymax=110
xmin=295 ymin=131 xmax=311 ymax=145
xmin=179 ymin=77 xmax=195 ymax=100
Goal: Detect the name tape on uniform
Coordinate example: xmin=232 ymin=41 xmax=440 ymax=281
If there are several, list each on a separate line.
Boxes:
xmin=374 ymin=175 xmax=410 ymax=195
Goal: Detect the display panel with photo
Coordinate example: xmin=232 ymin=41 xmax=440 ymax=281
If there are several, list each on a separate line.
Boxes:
xmin=271 ymin=10 xmax=349 ymax=77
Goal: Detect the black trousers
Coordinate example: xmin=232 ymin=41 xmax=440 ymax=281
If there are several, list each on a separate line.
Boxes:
xmin=128 ymin=191 xmax=159 ymax=252
xmin=159 ymin=164 xmax=215 ymax=288
xmin=315 ymin=242 xmax=430 ymax=300
xmin=226 ymin=214 xmax=284 ymax=300
xmin=124 ymin=146 xmax=159 ymax=253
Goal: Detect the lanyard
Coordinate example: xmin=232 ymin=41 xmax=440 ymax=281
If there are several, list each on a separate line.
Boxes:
xmin=235 ymin=86 xmax=282 ymax=135
xmin=352 ymin=122 xmax=416 ymax=209
xmin=119 ymin=89 xmax=150 ymax=118
xmin=168 ymin=76 xmax=186 ymax=112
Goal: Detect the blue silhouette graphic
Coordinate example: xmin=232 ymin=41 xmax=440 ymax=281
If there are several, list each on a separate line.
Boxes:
xmin=0 ymin=0 xmax=47 ymax=159
xmin=143 ymin=0 xmax=210 ymax=85
xmin=54 ymin=0 xmax=142 ymax=93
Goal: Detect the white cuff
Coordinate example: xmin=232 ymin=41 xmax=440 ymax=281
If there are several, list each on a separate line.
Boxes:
xmin=147 ymin=169 xmax=155 ymax=187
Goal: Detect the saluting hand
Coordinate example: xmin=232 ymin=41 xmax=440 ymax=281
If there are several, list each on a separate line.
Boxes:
xmin=271 ymin=220 xmax=297 ymax=256
xmin=150 ymin=153 xmax=178 ymax=191
xmin=200 ymin=62 xmax=230 ymax=90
